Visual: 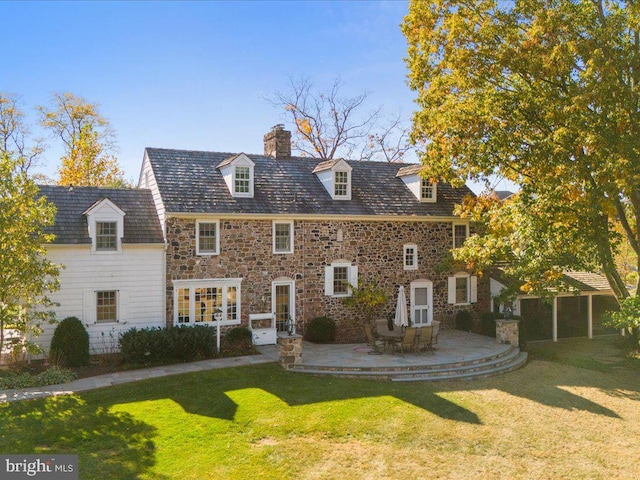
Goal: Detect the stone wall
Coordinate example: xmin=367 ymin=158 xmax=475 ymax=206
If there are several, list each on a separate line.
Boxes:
xmin=165 ymin=217 xmax=487 ymax=342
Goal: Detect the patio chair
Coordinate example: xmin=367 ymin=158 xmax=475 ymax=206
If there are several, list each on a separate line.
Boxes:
xmin=395 ymin=327 xmax=417 ymax=354
xmin=364 ymin=324 xmax=384 ymax=353
xmin=416 ymin=325 xmax=434 ymax=352
xmin=431 ymin=321 xmax=441 ymax=350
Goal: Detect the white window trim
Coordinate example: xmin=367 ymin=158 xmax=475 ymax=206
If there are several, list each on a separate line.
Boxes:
xmin=403 ymin=244 xmax=418 ymax=271
xmin=96 ymin=290 xmax=119 ymax=324
xmin=452 ymin=222 xmax=469 ymax=249
xmin=83 ymin=289 xmax=128 ymax=325
xmin=272 ymin=220 xmax=294 ymax=254
xmin=420 ymin=179 xmax=437 ymax=203
xmin=233 ymin=165 xmax=254 ymax=198
xmin=85 ymin=199 xmax=125 ymax=254
xmin=447 ymin=272 xmax=478 ymax=305
xmin=172 ymin=278 xmax=242 ymax=326
xmin=333 ymin=169 xmax=351 ymax=200
xmin=196 ymin=220 xmax=220 ymax=256
xmin=324 ymin=261 xmax=358 ymax=297
xmin=272 ymin=278 xmax=296 ymax=332
xmin=410 ymin=280 xmax=433 ymax=326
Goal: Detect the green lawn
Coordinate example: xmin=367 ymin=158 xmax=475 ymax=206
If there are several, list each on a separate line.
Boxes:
xmin=1 ymin=338 xmax=639 ymax=480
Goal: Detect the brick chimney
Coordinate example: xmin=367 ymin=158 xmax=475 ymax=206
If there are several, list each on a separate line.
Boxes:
xmin=263 ymin=124 xmax=291 ymax=159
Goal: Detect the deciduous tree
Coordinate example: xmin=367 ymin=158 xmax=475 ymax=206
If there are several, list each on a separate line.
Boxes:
xmin=0 ymin=92 xmax=45 ymax=175
xmin=270 ymin=77 xmax=412 ymax=162
xmin=39 ymin=92 xmax=128 ymax=187
xmin=0 ymin=152 xmax=60 ymax=358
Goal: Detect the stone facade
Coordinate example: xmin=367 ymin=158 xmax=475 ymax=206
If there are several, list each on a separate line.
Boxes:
xmin=496 ymin=319 xmax=520 ymax=346
xmin=165 ymin=216 xmax=489 ymax=343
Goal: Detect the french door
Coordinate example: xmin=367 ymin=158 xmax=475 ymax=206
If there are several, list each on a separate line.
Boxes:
xmin=411 ymin=280 xmax=433 ymax=326
xmin=272 ymin=280 xmax=296 ymax=333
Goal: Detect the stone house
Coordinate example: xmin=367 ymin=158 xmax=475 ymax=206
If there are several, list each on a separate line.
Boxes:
xmin=37 ymin=186 xmax=166 ymax=354
xmin=139 ymin=125 xmax=488 ymax=343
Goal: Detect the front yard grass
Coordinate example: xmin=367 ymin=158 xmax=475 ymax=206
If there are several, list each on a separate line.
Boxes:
xmin=1 ymin=338 xmax=639 ymax=479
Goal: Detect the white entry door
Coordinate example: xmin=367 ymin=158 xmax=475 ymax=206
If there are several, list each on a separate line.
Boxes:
xmin=411 ymin=280 xmax=433 ymax=326
xmin=272 ymin=280 xmax=295 ymax=333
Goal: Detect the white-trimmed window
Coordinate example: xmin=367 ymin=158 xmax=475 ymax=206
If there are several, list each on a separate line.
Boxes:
xmin=420 ymin=179 xmax=437 ymax=202
xmin=96 ymin=221 xmax=117 ymax=251
xmin=334 ymin=171 xmax=349 ymax=198
xmin=447 ymin=272 xmax=478 ymax=305
xmin=196 ymin=220 xmax=220 ymax=255
xmin=96 ymin=290 xmax=118 ymax=323
xmin=173 ymin=279 xmax=241 ymax=326
xmin=324 ymin=261 xmax=358 ymax=297
xmin=404 ymin=244 xmax=418 ymax=270
xmin=453 ymin=222 xmax=469 ymax=249
xmin=273 ymin=221 xmax=293 ymax=254
xmin=234 ymin=166 xmax=251 ymax=195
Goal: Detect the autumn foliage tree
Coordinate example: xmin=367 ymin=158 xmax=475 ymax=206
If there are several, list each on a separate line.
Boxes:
xmin=39 ymin=92 xmax=128 ymax=187
xmin=403 ymin=1 xmax=640 ymax=335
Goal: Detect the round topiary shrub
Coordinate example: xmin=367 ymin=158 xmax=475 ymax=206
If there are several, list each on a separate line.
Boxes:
xmin=305 ymin=316 xmax=336 ymax=343
xmin=50 ymin=316 xmax=90 ymax=367
xmin=455 ymin=310 xmax=473 ymax=332
xmin=222 ymin=327 xmax=256 ymax=356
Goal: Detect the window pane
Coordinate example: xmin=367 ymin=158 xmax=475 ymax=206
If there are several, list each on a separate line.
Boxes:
xmin=415 ymin=287 xmax=428 ymax=306
xmin=235 ymin=166 xmax=250 ymax=193
xmin=96 ymin=222 xmax=117 ymax=250
xmin=199 ymin=222 xmax=217 ymax=253
xmin=333 ymin=266 xmax=349 ymax=295
xmin=274 ymin=223 xmax=291 ymax=252
xmin=334 ymin=171 xmax=348 ymax=196
xmin=177 ymin=288 xmax=190 ymax=323
xmin=454 ymin=225 xmax=467 ymax=248
xmin=275 ymin=284 xmax=290 ymax=332
xmin=227 ymin=286 xmax=237 ymax=321
xmin=456 ymin=277 xmax=468 ymax=304
xmin=195 ymin=287 xmax=222 ymax=322
xmin=421 ymin=179 xmax=434 ymax=200
xmin=405 ymin=247 xmax=415 ymax=267
xmin=96 ymin=291 xmax=117 ymax=323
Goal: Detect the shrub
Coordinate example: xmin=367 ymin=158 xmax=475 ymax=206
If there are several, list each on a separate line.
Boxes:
xmin=222 ymin=327 xmax=256 ymax=356
xmin=49 ymin=317 xmax=90 ymax=367
xmin=0 ymin=367 xmax=76 ymax=389
xmin=480 ymin=311 xmax=497 ymax=338
xmin=119 ymin=325 xmax=217 ymax=365
xmin=455 ymin=310 xmax=473 ymax=332
xmin=305 ymin=316 xmax=336 ymax=343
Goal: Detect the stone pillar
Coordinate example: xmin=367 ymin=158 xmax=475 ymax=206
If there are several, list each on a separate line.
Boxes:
xmin=496 ymin=319 xmax=520 ymax=347
xmin=277 ymin=333 xmax=303 ymax=369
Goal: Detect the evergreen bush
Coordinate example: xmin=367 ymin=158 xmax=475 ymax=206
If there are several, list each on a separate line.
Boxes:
xmin=455 ymin=310 xmax=473 ymax=332
xmin=305 ymin=316 xmax=336 ymax=343
xmin=49 ymin=316 xmax=90 ymax=367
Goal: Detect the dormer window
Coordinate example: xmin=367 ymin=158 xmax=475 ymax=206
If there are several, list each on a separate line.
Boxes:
xmin=234 ymin=166 xmax=251 ymax=194
xmin=96 ymin=222 xmax=117 ymax=251
xmin=396 ymin=165 xmax=437 ymax=202
xmin=334 ymin=171 xmax=349 ymax=198
xmin=421 ymin=179 xmax=436 ymax=202
xmin=313 ymin=159 xmax=352 ymax=200
xmin=84 ymin=198 xmax=125 ymax=254
xmin=217 ymin=153 xmax=255 ymax=198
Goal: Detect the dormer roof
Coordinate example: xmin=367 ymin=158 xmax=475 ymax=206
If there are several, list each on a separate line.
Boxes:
xmin=395 ymin=164 xmax=423 ymax=177
xmin=38 ymin=186 xmax=164 ymax=245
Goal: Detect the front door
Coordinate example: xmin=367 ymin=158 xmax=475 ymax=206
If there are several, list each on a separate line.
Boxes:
xmin=411 ymin=280 xmax=433 ymax=326
xmin=272 ymin=280 xmax=295 ymax=333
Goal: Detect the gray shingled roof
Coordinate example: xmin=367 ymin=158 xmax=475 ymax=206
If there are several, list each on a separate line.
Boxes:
xmin=38 ymin=185 xmax=164 ymax=245
xmin=145 ymin=148 xmax=474 ymax=217
xmin=492 ymin=268 xmax=613 ymax=293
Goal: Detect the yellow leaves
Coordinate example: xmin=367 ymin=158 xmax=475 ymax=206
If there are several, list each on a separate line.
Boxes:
xmin=295 ymin=118 xmax=312 ymax=136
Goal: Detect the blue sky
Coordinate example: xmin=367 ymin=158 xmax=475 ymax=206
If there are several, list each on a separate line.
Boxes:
xmin=3 ymin=1 xmax=414 ymax=181
xmin=3 ymin=1 xmax=510 ymax=193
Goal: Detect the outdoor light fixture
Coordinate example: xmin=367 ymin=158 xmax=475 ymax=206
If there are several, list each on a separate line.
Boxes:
xmin=285 ymin=316 xmax=295 ymax=336
xmin=214 ymin=308 xmax=223 ymax=352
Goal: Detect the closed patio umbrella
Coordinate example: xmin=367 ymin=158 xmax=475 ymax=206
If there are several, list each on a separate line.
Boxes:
xmin=394 ymin=285 xmax=408 ymax=328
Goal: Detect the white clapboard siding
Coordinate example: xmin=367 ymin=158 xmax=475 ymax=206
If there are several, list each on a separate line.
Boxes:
xmin=139 ymin=152 xmax=167 ymax=230
xmin=37 ymin=244 xmax=165 ymax=355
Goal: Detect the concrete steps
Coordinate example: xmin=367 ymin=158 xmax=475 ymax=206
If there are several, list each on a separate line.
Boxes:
xmin=288 ymin=346 xmax=527 ymax=382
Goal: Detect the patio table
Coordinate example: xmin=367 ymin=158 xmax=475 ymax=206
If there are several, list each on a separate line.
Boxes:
xmin=377 ymin=329 xmax=405 ymax=353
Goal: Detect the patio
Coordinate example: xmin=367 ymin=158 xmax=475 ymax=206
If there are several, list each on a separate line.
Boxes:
xmin=258 ymin=329 xmax=528 ymax=381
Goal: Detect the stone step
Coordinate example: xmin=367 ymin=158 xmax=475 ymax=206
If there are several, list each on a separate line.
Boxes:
xmin=288 ymin=347 xmax=527 ymax=381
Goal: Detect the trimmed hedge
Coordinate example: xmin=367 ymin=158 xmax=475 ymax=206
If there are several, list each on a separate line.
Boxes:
xmin=119 ymin=325 xmax=217 ymax=364
xmin=480 ymin=311 xmax=497 ymax=338
xmin=50 ymin=317 xmax=90 ymax=367
xmin=305 ymin=316 xmax=336 ymax=343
